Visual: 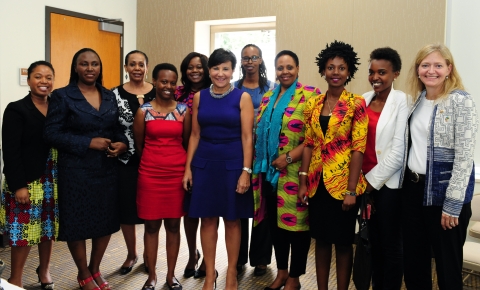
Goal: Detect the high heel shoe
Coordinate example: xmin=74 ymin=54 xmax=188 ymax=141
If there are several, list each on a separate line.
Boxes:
xmin=77 ymin=276 xmax=100 ymax=290
xmin=166 ymin=276 xmax=182 ymax=289
xmin=213 ymin=270 xmax=218 ymax=290
xmin=36 ymin=266 xmax=55 ymax=289
xmin=183 ymin=249 xmax=200 ymax=278
xmin=120 ymin=256 xmax=138 ymax=275
xmin=92 ymin=271 xmax=111 ymax=290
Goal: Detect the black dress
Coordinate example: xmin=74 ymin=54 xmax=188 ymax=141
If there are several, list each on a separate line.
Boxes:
xmin=44 ymin=83 xmax=128 ymax=241
xmin=112 ymin=85 xmax=155 ymax=224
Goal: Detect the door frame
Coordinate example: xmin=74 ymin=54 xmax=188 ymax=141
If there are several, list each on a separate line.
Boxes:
xmin=45 ymin=6 xmax=124 ymax=85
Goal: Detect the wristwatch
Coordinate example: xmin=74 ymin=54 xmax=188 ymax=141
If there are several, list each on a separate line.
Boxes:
xmin=286 ymin=151 xmax=293 ymax=164
xmin=345 ymin=191 xmax=357 ymax=196
xmin=242 ymin=167 xmax=252 ymax=174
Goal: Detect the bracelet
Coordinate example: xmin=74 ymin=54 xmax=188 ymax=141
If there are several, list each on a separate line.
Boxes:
xmin=136 ymin=94 xmax=145 ymax=99
xmin=242 ymin=167 xmax=252 ymax=174
xmin=298 ymin=171 xmax=308 ymax=176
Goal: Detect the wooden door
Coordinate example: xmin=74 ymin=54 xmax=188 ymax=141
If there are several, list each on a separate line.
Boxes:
xmin=50 ymin=13 xmax=121 ymax=90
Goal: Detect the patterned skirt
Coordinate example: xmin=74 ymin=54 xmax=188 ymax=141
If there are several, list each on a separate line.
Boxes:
xmin=0 ymin=148 xmax=58 ymax=246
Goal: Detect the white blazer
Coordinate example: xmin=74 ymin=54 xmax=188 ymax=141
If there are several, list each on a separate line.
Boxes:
xmin=363 ymin=87 xmax=409 ymax=189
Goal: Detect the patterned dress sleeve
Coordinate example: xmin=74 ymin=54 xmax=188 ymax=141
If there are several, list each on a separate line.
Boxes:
xmin=351 ymin=95 xmax=368 ymax=153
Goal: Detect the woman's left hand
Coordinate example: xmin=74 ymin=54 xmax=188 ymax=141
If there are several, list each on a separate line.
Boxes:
xmin=271 ymin=154 xmax=288 ymax=171
xmin=107 ymin=142 xmax=127 ymax=157
xmin=236 ymin=171 xmax=251 ymax=194
xmin=441 ymin=213 xmax=459 ymax=230
xmin=342 ymin=195 xmax=356 ymax=211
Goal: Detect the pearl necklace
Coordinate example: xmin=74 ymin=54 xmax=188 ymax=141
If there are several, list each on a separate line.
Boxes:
xmin=210 ymin=84 xmax=233 ymax=99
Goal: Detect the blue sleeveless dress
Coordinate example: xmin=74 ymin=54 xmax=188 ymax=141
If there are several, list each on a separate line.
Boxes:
xmin=188 ymin=87 xmax=253 ymax=220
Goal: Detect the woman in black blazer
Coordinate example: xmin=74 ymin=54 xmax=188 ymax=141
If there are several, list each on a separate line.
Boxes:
xmin=1 ymin=61 xmax=57 ymax=289
xmin=44 ymin=48 xmax=128 ymax=290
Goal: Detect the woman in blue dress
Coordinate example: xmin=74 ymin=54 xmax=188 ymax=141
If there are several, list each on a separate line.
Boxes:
xmin=183 ymin=48 xmax=254 ymax=290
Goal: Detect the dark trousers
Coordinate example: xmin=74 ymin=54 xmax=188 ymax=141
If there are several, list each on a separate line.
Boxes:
xmin=402 ymin=177 xmax=471 ymax=290
xmin=369 ymin=186 xmax=403 ymax=290
xmin=238 ymin=217 xmax=273 ymax=266
xmin=265 ymin=190 xmax=310 ymax=278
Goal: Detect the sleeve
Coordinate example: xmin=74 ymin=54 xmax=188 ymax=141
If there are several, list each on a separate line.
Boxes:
xmin=303 ymin=97 xmax=316 ymax=148
xmin=366 ymin=94 xmax=409 ymax=189
xmin=443 ymin=93 xmax=478 ymax=217
xmin=43 ymin=90 xmax=91 ymax=157
xmin=2 ymin=103 xmax=28 ymax=191
xmin=112 ymin=96 xmax=129 ymax=145
xmin=351 ymin=95 xmax=368 ymax=153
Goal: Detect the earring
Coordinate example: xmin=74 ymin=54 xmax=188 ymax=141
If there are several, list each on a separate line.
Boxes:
xmin=394 ymin=78 xmax=397 ymax=81
xmin=322 ymin=75 xmax=325 ymax=79
xmin=446 ymin=76 xmax=449 ymax=79
xmin=125 ymin=73 xmax=128 ymax=80
xmin=418 ymin=75 xmax=420 ymax=79
xmin=145 ymin=74 xmax=147 ymax=80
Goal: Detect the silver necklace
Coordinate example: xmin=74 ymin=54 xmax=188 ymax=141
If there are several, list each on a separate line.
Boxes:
xmin=326 ymin=92 xmax=339 ymax=116
xmin=210 ymin=84 xmax=233 ymax=99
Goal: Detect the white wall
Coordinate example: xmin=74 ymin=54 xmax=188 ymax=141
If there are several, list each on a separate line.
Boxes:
xmin=446 ymin=0 xmax=480 ymax=166
xmin=0 ymin=0 xmax=137 ymax=126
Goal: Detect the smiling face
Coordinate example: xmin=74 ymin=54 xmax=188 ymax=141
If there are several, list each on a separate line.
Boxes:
xmin=125 ymin=52 xmax=147 ymax=82
xmin=75 ymin=51 xmax=101 ymax=86
xmin=417 ymin=51 xmax=452 ymax=92
xmin=368 ymin=59 xmax=399 ymax=96
xmin=323 ymin=57 xmax=349 ymax=88
xmin=275 ymin=55 xmax=299 ymax=89
xmin=27 ymin=65 xmax=54 ymax=98
xmin=186 ymin=56 xmax=204 ymax=84
xmin=209 ymin=61 xmax=233 ymax=89
xmin=153 ymin=70 xmax=177 ymax=100
xmin=241 ymin=46 xmax=262 ymax=75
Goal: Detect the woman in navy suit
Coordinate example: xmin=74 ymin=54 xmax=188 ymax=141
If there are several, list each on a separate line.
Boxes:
xmin=44 ymin=48 xmax=128 ymax=290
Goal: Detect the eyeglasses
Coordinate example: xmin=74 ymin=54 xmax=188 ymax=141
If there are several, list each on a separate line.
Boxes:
xmin=241 ymin=56 xmax=261 ymax=63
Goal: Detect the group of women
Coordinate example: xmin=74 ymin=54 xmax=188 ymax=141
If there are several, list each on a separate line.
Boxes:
xmin=1 ymin=40 xmax=476 ymax=290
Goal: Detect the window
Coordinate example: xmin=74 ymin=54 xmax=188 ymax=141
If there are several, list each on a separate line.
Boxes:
xmin=194 ymin=17 xmax=276 ymax=82
xmin=210 ymin=22 xmax=276 ymax=82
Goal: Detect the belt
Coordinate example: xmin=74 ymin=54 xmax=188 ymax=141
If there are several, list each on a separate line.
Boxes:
xmin=200 ymin=137 xmax=240 ymax=144
xmin=408 ymin=168 xmax=426 ymax=183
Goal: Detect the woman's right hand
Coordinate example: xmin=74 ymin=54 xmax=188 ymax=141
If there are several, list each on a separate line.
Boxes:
xmin=298 ymin=184 xmax=308 ymax=205
xmin=14 ymin=187 xmax=30 ymax=204
xmin=182 ymin=169 xmax=193 ymax=192
xmin=89 ymin=137 xmax=112 ymax=151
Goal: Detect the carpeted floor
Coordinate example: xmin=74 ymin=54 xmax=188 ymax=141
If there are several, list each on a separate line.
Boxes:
xmin=0 ymin=219 xmax=478 ymax=289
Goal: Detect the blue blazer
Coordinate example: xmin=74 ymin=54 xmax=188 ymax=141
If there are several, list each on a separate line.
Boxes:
xmin=44 ymin=83 xmax=128 ymax=169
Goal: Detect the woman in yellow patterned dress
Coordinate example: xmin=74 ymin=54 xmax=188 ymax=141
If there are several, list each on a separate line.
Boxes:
xmin=1 ymin=61 xmax=58 ymax=289
xmin=298 ymin=41 xmax=368 ymax=290
xmin=252 ymin=50 xmax=320 ymax=290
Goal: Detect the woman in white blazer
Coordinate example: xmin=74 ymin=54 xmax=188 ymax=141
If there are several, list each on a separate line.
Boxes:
xmin=362 ymin=47 xmax=408 ymax=290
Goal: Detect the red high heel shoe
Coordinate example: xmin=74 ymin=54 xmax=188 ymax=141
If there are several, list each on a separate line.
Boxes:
xmin=77 ymin=276 xmax=100 ymax=290
xmin=92 ymin=272 xmax=111 ymax=290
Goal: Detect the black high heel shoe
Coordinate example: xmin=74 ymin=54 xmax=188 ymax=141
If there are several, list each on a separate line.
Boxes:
xmin=120 ymin=256 xmax=138 ymax=275
xmin=36 ymin=266 xmax=55 ymax=289
xmin=184 ymin=249 xmax=200 ymax=278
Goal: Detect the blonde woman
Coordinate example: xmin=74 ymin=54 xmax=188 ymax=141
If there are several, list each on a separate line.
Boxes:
xmin=400 ymin=43 xmax=477 ymax=290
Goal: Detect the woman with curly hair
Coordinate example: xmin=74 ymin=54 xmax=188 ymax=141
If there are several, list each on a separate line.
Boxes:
xmin=298 ymin=40 xmax=368 ymax=290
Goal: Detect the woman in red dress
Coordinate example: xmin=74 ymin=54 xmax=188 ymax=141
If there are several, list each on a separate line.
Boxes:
xmin=133 ymin=63 xmax=191 ymax=290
